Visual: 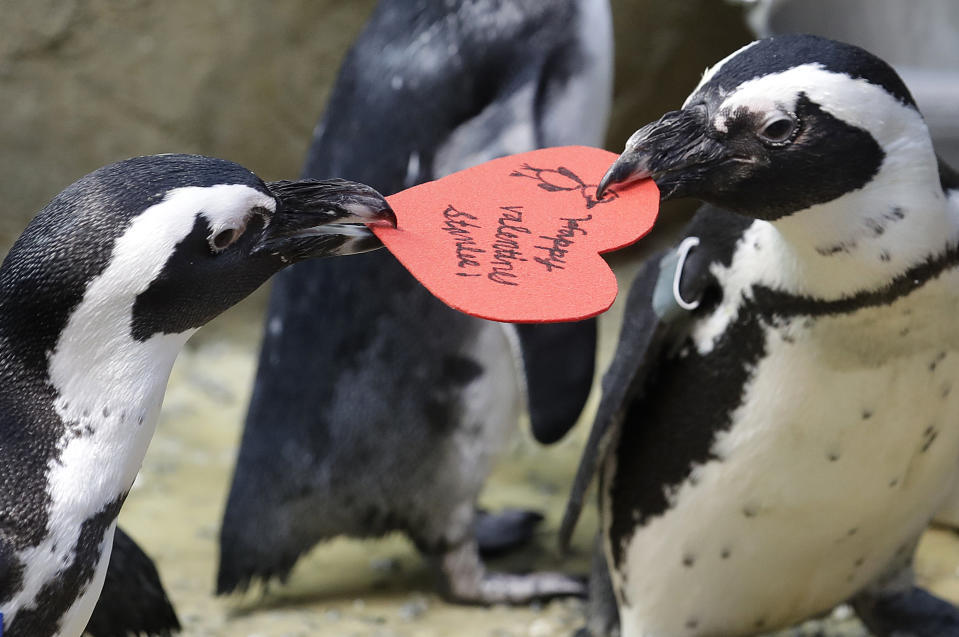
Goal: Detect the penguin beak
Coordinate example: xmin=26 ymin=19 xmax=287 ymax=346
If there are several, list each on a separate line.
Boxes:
xmin=597 ymin=105 xmax=728 ymax=201
xmin=254 ymin=178 xmax=397 ymax=261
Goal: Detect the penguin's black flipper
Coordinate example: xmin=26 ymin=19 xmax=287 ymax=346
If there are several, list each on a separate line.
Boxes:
xmin=85 ymin=527 xmax=180 ymax=637
xmin=558 ymin=214 xmax=730 ymax=551
xmin=558 ymin=206 xmax=738 ymax=550
xmin=515 ymin=321 xmax=597 ymax=445
xmin=559 ymin=254 xmax=673 ymax=550
xmin=852 ymin=586 xmax=959 ymax=637
xmin=939 ymin=154 xmax=959 ymax=192
xmin=573 ymin=536 xmax=620 ymax=637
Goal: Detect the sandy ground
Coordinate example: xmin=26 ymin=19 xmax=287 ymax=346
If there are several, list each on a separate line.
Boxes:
xmin=115 ymin=253 xmax=959 ymax=637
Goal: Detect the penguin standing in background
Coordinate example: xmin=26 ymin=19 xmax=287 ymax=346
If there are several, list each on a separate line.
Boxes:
xmin=563 ymin=34 xmax=959 ymax=636
xmin=0 ymin=153 xmax=395 ymax=637
xmin=218 ymin=0 xmax=612 ymax=604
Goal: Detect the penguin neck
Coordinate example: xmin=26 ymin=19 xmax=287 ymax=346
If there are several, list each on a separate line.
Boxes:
xmin=764 ymin=152 xmax=957 ymax=300
xmin=45 ymin=320 xmax=196 ymax=507
xmin=0 ymin=318 xmax=192 ymax=632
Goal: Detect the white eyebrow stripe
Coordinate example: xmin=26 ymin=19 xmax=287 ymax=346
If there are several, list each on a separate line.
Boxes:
xmin=683 ymin=40 xmax=761 ymax=108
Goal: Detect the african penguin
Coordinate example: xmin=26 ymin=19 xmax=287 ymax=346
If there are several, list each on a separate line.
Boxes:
xmin=217 ymin=0 xmax=611 ymax=604
xmin=563 ymin=34 xmax=959 ymax=636
xmin=0 ymin=153 xmax=394 ymax=637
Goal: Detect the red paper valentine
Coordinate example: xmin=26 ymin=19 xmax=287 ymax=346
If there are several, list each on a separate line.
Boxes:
xmin=375 ymin=146 xmax=659 ymax=323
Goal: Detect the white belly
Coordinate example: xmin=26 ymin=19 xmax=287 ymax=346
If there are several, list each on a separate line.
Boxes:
xmin=614 ymin=273 xmax=959 ymax=637
xmin=422 ymin=322 xmax=524 ymax=543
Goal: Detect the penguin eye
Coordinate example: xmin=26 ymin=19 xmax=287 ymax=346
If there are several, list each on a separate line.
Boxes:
xmin=209 ymin=228 xmax=240 ymax=253
xmin=757 ymin=113 xmax=799 ymax=146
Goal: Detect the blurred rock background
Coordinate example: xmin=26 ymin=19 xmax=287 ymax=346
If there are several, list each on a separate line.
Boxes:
xmin=0 ymin=0 xmax=750 ymax=250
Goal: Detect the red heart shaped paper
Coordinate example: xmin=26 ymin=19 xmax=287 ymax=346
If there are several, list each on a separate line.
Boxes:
xmin=375 ymin=146 xmax=659 ymax=323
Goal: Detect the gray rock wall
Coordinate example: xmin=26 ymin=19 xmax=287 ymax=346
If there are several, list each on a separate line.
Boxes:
xmin=0 ymin=0 xmax=749 ymax=249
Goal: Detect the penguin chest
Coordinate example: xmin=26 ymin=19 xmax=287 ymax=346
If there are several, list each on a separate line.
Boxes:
xmin=613 ymin=272 xmax=959 ymax=637
xmin=442 ymin=320 xmax=524 ymax=488
xmin=418 ymin=320 xmax=525 ymax=543
xmin=3 ymin=332 xmax=188 ymax=631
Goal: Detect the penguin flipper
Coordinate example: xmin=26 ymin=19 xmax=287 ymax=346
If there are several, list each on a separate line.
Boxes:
xmin=559 ymin=246 xmax=697 ymax=551
xmin=938 ymin=153 xmax=959 ymax=193
xmin=575 ymin=535 xmax=620 ymax=637
xmin=852 ymin=586 xmax=959 ymax=637
xmin=85 ymin=527 xmax=180 ymax=637
xmin=515 ymin=321 xmax=597 ymax=445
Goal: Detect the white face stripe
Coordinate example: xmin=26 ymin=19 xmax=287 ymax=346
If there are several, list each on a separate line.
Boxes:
xmin=683 ymin=40 xmax=760 ymax=108
xmin=717 ymin=64 xmax=927 ymax=150
xmin=5 ymin=183 xmax=274 ymax=626
xmin=49 ymin=183 xmax=274 ymax=429
xmin=685 ymin=63 xmax=944 ymax=310
xmin=198 ymin=184 xmax=276 ymax=243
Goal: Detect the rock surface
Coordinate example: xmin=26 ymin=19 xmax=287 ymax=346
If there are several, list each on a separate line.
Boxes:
xmin=0 ymin=0 xmax=375 ymax=246
xmin=0 ymin=0 xmax=748 ymax=247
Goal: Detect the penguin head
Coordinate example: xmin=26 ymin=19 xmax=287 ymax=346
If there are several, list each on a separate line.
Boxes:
xmin=598 ymin=34 xmax=935 ymax=221
xmin=0 ymin=154 xmax=395 ymax=344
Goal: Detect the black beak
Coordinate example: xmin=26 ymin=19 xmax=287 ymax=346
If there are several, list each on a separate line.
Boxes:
xmin=254 ymin=178 xmax=396 ymax=262
xmin=597 ymin=105 xmax=728 ymax=201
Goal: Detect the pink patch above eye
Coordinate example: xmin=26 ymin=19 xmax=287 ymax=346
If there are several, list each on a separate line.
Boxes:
xmin=374 ymin=146 xmax=659 ymax=323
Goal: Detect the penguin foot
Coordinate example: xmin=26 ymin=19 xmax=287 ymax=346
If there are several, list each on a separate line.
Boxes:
xmin=434 ymin=539 xmax=586 ymax=605
xmin=475 ymin=508 xmax=544 ymax=558
xmin=852 ymin=586 xmax=959 ymax=637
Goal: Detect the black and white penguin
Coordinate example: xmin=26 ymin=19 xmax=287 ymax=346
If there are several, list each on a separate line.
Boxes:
xmin=562 ymin=34 xmax=959 ymax=636
xmin=0 ymin=153 xmax=394 ymax=637
xmin=217 ymin=0 xmax=611 ymax=604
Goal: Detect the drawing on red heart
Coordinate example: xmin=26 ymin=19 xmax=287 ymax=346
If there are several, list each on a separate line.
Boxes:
xmin=509 ymin=163 xmax=619 ymax=209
